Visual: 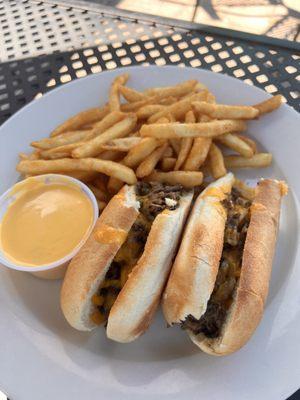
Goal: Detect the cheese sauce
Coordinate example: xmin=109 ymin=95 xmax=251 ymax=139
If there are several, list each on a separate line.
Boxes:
xmin=0 ymin=180 xmax=94 ymax=266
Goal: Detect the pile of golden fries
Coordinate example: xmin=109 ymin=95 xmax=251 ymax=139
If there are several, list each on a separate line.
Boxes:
xmin=17 ymin=73 xmax=282 ymax=210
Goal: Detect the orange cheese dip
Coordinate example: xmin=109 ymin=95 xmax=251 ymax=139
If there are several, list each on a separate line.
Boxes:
xmin=0 ymin=180 xmax=93 ymax=266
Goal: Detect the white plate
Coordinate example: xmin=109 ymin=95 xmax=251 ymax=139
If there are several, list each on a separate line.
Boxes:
xmin=0 ymin=66 xmax=299 ymax=400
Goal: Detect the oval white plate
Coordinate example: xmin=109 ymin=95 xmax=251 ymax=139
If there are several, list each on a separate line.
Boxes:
xmin=0 ymin=66 xmax=299 ymax=400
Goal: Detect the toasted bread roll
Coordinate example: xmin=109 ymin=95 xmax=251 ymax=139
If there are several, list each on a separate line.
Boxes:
xmin=61 ymin=182 xmax=193 ymax=342
xmin=162 ymin=173 xmax=234 ymax=324
xmin=107 ymin=190 xmax=193 ymax=342
xmin=163 ymin=176 xmax=287 ymax=355
xmin=61 ymin=186 xmax=139 ymax=331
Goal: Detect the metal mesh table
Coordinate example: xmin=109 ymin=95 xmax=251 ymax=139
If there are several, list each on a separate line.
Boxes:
xmin=0 ymin=1 xmax=299 ymax=398
xmin=0 ymin=0 xmax=299 ymax=126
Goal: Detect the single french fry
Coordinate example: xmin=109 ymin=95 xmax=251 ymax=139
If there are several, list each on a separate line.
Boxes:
xmin=141 ymin=120 xmax=247 ymax=139
xmin=87 ymin=184 xmax=108 ymax=202
xmin=31 ymin=130 xmax=94 ymax=150
xmin=136 ymin=142 xmax=168 ymax=178
xmin=208 ymin=143 xmax=227 ymax=179
xmin=119 ymin=85 xmax=146 ymax=102
xmin=148 ymin=92 xmax=208 ymax=123
xmin=160 ymin=157 xmax=176 ymax=171
xmin=185 ymin=110 xmax=196 ymax=124
xmin=50 ymin=105 xmax=109 ymax=137
xmin=145 ymin=80 xmax=197 ymax=98
xmin=236 ymin=134 xmax=258 ymax=154
xmin=122 ymin=137 xmax=161 ymax=168
xmin=253 ymin=95 xmax=282 ymax=116
xmin=183 ymin=137 xmax=211 ymax=171
xmin=145 ymin=170 xmax=203 ymax=188
xmin=193 ymin=101 xmax=259 ymax=120
xmin=73 ymin=114 xmax=137 ymax=158
xmin=233 ymin=178 xmax=255 ymax=200
xmin=40 ymin=143 xmax=84 ymax=159
xmin=137 ymin=105 xmax=165 ymax=120
xmin=174 ymin=110 xmax=195 ymax=170
xmin=121 ymin=95 xmax=160 ymax=112
xmin=217 ymin=133 xmax=254 ymax=158
xmin=109 ymin=73 xmax=129 ymax=111
xmin=17 ymin=158 xmax=137 ymax=184
xmin=224 ymin=153 xmax=272 ymax=169
xmin=92 ymin=111 xmax=125 ymax=137
xmin=100 ymin=137 xmax=141 ymax=152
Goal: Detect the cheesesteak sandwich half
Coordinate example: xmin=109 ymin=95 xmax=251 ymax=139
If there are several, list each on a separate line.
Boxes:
xmin=61 ymin=182 xmax=193 ymax=342
xmin=162 ymin=173 xmax=287 ymax=355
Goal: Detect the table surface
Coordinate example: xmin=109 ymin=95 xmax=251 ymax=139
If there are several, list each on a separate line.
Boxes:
xmin=0 ymin=1 xmax=299 ymax=399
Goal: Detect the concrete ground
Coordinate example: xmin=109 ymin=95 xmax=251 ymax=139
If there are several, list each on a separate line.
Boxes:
xmin=93 ymin=0 xmax=300 ymax=41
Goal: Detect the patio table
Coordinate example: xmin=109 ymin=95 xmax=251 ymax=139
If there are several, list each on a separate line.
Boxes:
xmin=0 ymin=1 xmax=299 ymax=398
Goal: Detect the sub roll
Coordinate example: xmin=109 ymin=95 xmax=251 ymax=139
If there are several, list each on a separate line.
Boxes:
xmin=61 ymin=182 xmax=193 ymax=342
xmin=162 ymin=173 xmax=287 ymax=355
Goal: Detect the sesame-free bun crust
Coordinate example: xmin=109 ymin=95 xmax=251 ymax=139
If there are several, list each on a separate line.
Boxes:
xmin=189 ymin=179 xmax=285 ymax=355
xmin=106 ymin=191 xmax=194 ymax=343
xmin=61 ymin=185 xmax=139 ymax=331
xmin=162 ymin=173 xmax=234 ymax=325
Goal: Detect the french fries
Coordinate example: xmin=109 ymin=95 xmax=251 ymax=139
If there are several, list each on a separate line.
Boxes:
xmin=109 ymin=73 xmax=129 ymax=111
xmin=73 ymin=114 xmax=137 ymax=158
xmin=50 ymin=105 xmax=109 ymax=137
xmin=136 ymin=143 xmax=168 ymax=178
xmin=193 ymin=101 xmax=259 ymax=120
xmin=253 ymin=95 xmax=282 ymax=116
xmin=208 ymin=143 xmax=227 ymax=179
xmin=145 ymin=170 xmax=203 ymax=188
xmin=17 ymin=158 xmax=137 ymax=184
xmin=141 ymin=120 xmax=247 ymax=139
xmin=17 ymin=74 xmax=282 ymax=213
xmin=224 ymin=153 xmax=272 ymax=168
xmin=148 ymin=92 xmax=208 ymax=123
xmin=216 ymin=133 xmax=254 ymax=158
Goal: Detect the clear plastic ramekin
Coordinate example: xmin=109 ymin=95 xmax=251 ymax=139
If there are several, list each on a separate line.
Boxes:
xmin=0 ymin=174 xmax=99 ymax=280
